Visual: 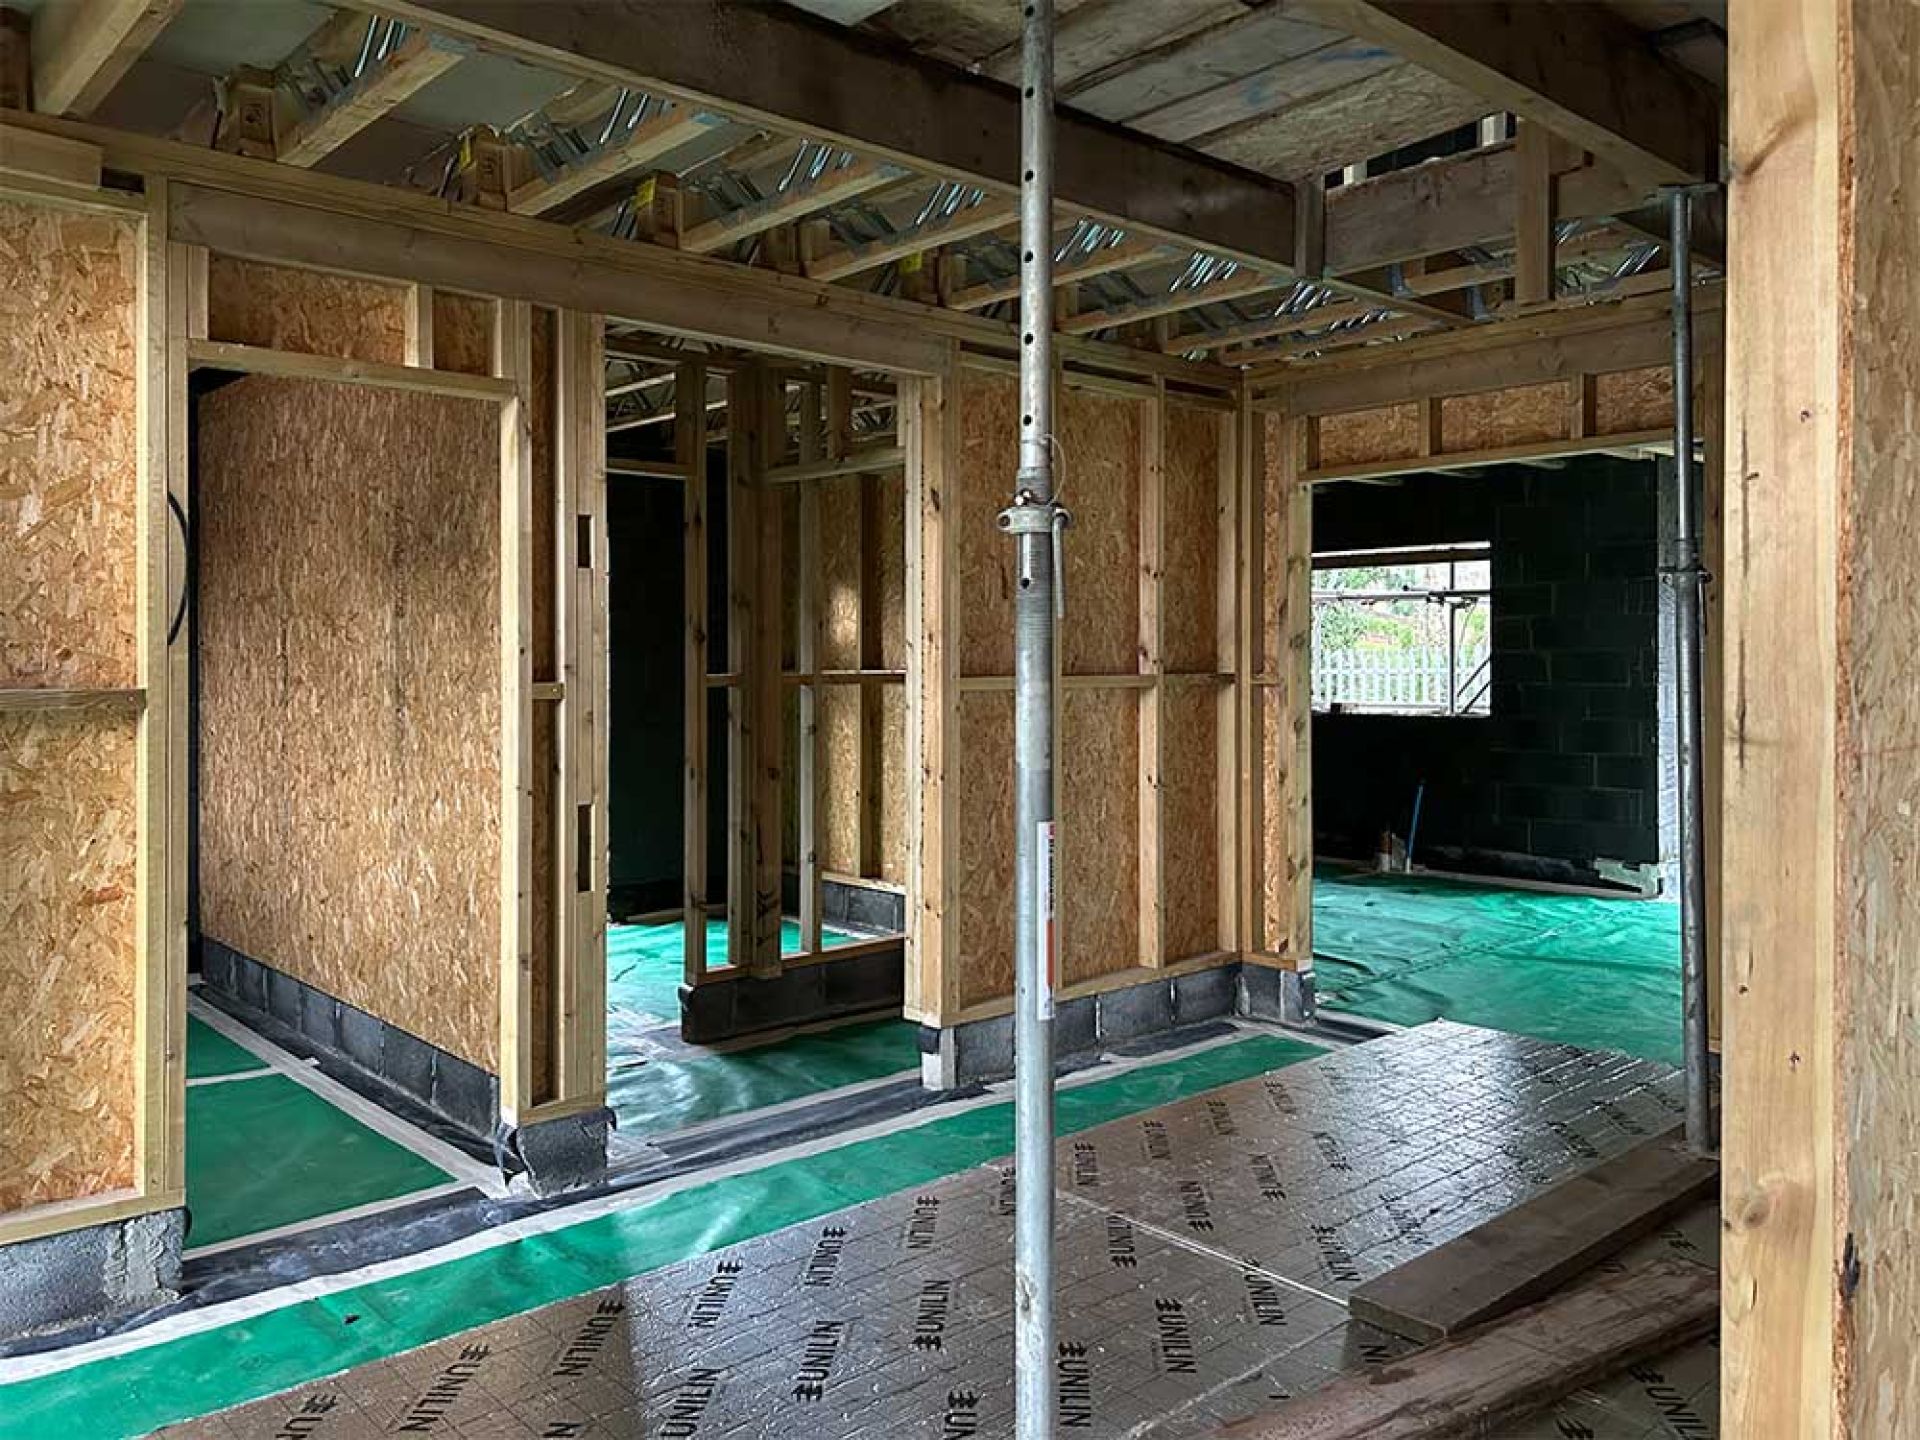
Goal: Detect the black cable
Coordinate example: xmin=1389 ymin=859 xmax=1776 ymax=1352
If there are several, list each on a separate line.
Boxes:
xmin=167 ymin=491 xmax=191 ymax=646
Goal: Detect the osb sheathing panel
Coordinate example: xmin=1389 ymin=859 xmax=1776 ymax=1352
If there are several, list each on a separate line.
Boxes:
xmin=880 ymin=683 xmax=907 ymax=885
xmin=876 ymin=470 xmax=907 ymax=671
xmin=819 ymin=477 xmax=861 ymax=671
xmin=0 ymin=199 xmax=140 ymax=689
xmin=1163 ymin=404 xmax=1222 ymax=675
xmin=1059 ymin=388 xmax=1141 ymax=676
xmin=1438 ymin=381 xmax=1570 ymax=453
xmin=433 ymin=292 xmax=495 ymax=377
xmin=818 ymin=684 xmax=861 ymax=875
xmin=1594 ymin=366 xmax=1674 ymax=435
xmin=1162 ymin=687 xmax=1220 ymax=961
xmin=206 ymin=255 xmax=409 ymax=364
xmin=1060 ymin=690 xmax=1138 ymax=985
xmin=956 ymin=690 xmax=1014 ymax=1008
xmin=957 ymin=369 xmax=1017 ymax=678
xmin=198 ymin=377 xmax=501 ymax=1072
xmin=1315 ymin=402 xmax=1422 ymax=469
xmin=0 ymin=710 xmax=138 ymax=1212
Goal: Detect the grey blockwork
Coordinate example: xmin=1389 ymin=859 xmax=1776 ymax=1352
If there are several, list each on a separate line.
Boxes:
xmin=680 ymin=940 xmax=905 ymax=1044
xmin=0 ymin=1207 xmax=186 ymax=1342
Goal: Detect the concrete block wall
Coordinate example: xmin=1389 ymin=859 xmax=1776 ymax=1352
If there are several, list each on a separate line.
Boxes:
xmin=1311 ymin=457 xmax=1662 ymax=883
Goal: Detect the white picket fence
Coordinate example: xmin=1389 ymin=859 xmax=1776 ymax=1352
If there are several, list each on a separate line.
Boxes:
xmin=1313 ymin=647 xmax=1490 ymax=713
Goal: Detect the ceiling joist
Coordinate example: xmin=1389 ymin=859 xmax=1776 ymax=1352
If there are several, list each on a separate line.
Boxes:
xmin=682 ymin=150 xmax=906 ymax=255
xmin=511 ymin=99 xmax=724 ymax=216
xmin=276 ymin=12 xmax=467 ymax=168
xmin=947 ymin=230 xmax=1169 ymax=312
xmin=30 ymin=0 xmax=182 ymax=117
xmin=804 ymin=190 xmax=1016 ymax=284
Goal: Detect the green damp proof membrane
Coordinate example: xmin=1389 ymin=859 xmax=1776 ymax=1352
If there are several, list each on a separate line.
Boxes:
xmin=2 ymin=1031 xmax=1322 ymax=1440
xmin=609 ymin=1017 xmax=921 ymax=1136
xmin=185 ymin=1014 xmax=265 ymax=1080
xmin=608 ymin=916 xmax=866 ymax=1024
xmin=1312 ymin=868 xmax=1683 ymax=1064
xmin=184 ymin=1075 xmax=455 ymax=1251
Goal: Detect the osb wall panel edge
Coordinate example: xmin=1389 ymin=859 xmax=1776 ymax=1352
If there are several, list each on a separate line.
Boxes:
xmin=1163 ymin=687 xmax=1221 ymax=961
xmin=1060 ymin=690 xmax=1139 ymax=986
xmin=1164 ymin=403 xmax=1223 ymax=674
xmin=1315 ymin=402 xmax=1422 ymax=470
xmin=0 ymin=198 xmax=140 ymax=689
xmin=1059 ymin=388 xmax=1141 ymax=676
xmin=0 ymin=711 xmax=139 ymax=1212
xmin=197 ymin=377 xmax=501 ymax=1072
xmin=206 ymin=255 xmax=410 ymax=365
xmin=956 ymin=690 xmax=1014 ymax=1008
xmin=957 ymin=370 xmax=1017 ymax=678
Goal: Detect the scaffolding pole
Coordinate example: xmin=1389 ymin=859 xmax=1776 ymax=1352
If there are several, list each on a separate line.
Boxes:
xmin=1000 ymin=0 xmax=1065 ymax=1434
xmin=1666 ymin=185 xmax=1715 ymax=1155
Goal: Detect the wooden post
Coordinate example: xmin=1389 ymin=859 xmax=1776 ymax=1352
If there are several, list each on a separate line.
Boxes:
xmin=1514 ymin=120 xmax=1555 ymax=307
xmin=904 ymin=353 xmax=958 ymax=1026
xmin=494 ymin=299 xmax=535 ymax=1121
xmin=1235 ymin=379 xmax=1265 ymax=963
xmin=1213 ymin=405 xmax=1239 ymax=950
xmin=1267 ymin=415 xmax=1312 ymax=966
xmin=1138 ymin=379 xmax=1166 ymax=968
xmin=680 ymin=357 xmax=710 ymax=989
xmin=796 ymin=379 xmax=824 ymax=955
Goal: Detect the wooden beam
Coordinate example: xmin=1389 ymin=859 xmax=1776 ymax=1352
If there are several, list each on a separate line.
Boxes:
xmin=1303 ymin=0 xmax=1719 ymax=185
xmin=376 ymin=0 xmax=1300 ymax=272
xmin=510 ymin=104 xmax=723 ymax=216
xmin=805 ymin=193 xmax=1017 ymax=284
xmin=946 ymin=232 xmax=1167 ymax=312
xmin=29 ymin=0 xmax=182 ymax=117
xmin=1061 ymin=269 xmax=1284 ymax=336
xmin=277 ymin=14 xmax=468 ymax=167
xmin=1512 ymin=120 xmax=1555 ymax=307
xmin=684 ymin=154 xmax=907 ymax=255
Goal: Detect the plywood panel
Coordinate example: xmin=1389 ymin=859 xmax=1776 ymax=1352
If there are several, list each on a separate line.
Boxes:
xmin=819 ymin=476 xmax=862 ymax=671
xmin=1163 ymin=404 xmax=1222 ymax=674
xmin=198 ymin=377 xmax=501 ymax=1072
xmin=0 ymin=710 xmax=139 ymax=1212
xmin=1594 ymin=366 xmax=1674 ymax=435
xmin=206 ymin=255 xmax=409 ymax=364
xmin=1162 ymin=686 xmax=1220 ymax=961
xmin=818 ymin=684 xmax=862 ymax=875
xmin=1316 ymin=402 xmax=1422 ymax=469
xmin=432 ymin=292 xmax=495 ymax=377
xmin=880 ymin=682 xmax=909 ymax=885
xmin=1437 ymin=381 xmax=1570 ymax=452
xmin=957 ymin=369 xmax=1017 ymax=678
xmin=957 ymin=689 xmax=1014 ymax=1008
xmin=1059 ymin=387 xmax=1142 ymax=675
xmin=1060 ymin=689 xmax=1138 ymax=985
xmin=0 ymin=199 xmax=140 ymax=689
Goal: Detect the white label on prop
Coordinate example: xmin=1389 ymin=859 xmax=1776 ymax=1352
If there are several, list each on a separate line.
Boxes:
xmin=1036 ymin=820 xmax=1056 ymax=1021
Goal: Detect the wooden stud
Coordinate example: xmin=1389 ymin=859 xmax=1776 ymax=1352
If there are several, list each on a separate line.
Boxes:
xmin=1213 ymin=406 xmax=1238 ymax=952
xmin=1234 ymin=378 xmax=1264 ymax=965
xmin=904 ymin=352 xmax=959 ymax=1025
xmin=1514 ymin=120 xmax=1556 ymax=308
xmin=626 ymin=171 xmax=684 ymax=247
xmin=750 ymin=368 xmax=786 ymax=976
xmin=1275 ymin=418 xmax=1312 ymax=965
xmin=1138 ymin=378 xmax=1166 ymax=969
xmin=796 ymin=379 xmax=824 ymax=955
xmin=494 ymin=299 xmax=535 ymax=1122
xmin=680 ymin=357 xmax=711 ymax=988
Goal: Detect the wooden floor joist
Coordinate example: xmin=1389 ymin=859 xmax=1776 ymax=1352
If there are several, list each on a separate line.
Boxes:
xmin=1215 ymin=1255 xmax=1717 ymax=1440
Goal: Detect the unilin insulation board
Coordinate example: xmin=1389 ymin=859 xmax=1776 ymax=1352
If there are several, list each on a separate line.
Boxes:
xmin=957 ymin=368 xmax=1017 ymax=677
xmin=1162 ymin=686 xmax=1221 ymax=961
xmin=0 ymin=199 xmax=140 ymax=689
xmin=1437 ymin=381 xmax=1570 ymax=453
xmin=956 ymin=690 xmax=1014 ymax=1008
xmin=1163 ymin=404 xmax=1223 ymax=674
xmin=1060 ymin=690 xmax=1139 ymax=984
xmin=1594 ymin=366 xmax=1674 ymax=435
xmin=205 ymin=255 xmax=409 ymax=364
xmin=1059 ymin=387 xmax=1142 ymax=675
xmin=431 ymin=292 xmax=495 ymax=377
xmin=0 ymin=710 xmax=139 ymax=1211
xmin=1316 ymin=401 xmax=1422 ymax=469
xmin=197 ymin=377 xmax=501 ymax=1072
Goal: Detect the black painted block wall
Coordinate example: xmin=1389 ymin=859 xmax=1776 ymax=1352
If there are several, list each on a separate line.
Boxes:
xmin=1310 ymin=456 xmax=1662 ymax=881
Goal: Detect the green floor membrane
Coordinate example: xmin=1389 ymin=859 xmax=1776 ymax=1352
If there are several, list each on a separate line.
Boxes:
xmin=1 ymin=1032 xmax=1321 ymax=1439
xmin=185 ymin=1074 xmax=453 ymax=1251
xmin=184 ymin=1016 xmax=263 ymax=1081
xmin=607 ymin=916 xmax=898 ymax=1138
xmin=1312 ymin=868 xmax=1683 ymax=1064
xmin=607 ymin=916 xmax=862 ymax=1024
xmin=609 ymin=1016 xmax=921 ymax=1135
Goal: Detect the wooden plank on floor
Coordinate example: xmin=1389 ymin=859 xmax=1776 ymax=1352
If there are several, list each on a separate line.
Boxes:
xmin=1217 ymin=1255 xmax=1717 ymax=1440
xmin=1349 ymin=1124 xmax=1719 ymax=1343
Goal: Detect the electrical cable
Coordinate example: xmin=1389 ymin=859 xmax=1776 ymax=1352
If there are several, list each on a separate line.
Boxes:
xmin=167 ymin=491 xmax=191 ymax=646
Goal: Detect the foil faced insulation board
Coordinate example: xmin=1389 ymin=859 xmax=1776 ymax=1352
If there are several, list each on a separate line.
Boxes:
xmin=158 ymin=1021 xmax=1719 ymax=1439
